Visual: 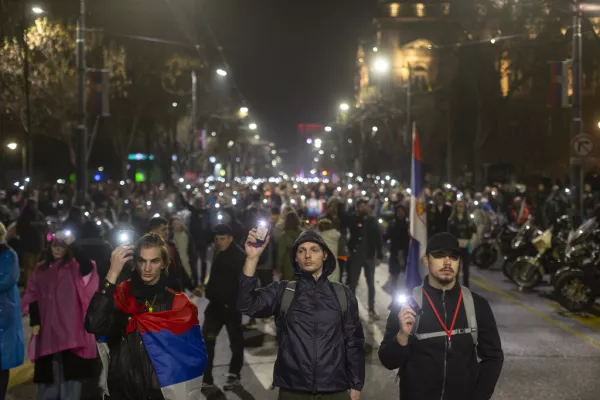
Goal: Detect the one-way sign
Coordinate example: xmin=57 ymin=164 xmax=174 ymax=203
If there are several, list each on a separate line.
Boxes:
xmin=571 ymin=134 xmax=594 ymax=157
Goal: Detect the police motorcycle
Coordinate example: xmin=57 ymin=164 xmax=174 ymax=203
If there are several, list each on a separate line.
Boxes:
xmin=553 ymin=218 xmax=600 ymax=312
xmin=509 ymin=215 xmax=570 ymax=289
xmin=472 ymin=213 xmax=518 ymax=269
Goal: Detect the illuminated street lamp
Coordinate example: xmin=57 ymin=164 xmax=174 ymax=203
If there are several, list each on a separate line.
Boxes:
xmin=325 ymin=126 xmax=332 ymax=132
xmin=216 ymin=69 xmax=227 ymax=77
xmin=6 ymin=142 xmax=18 ymax=151
xmin=172 ymin=102 xmax=178 ymax=108
xmin=372 ymin=126 xmax=379 ymax=132
xmin=373 ymin=47 xmax=378 ymax=52
xmin=32 ymin=6 xmax=44 ymax=14
xmin=339 ymin=103 xmax=350 ymax=111
xmin=254 ymin=134 xmax=260 ymax=140
xmin=240 ymin=107 xmax=249 ymax=114
xmin=249 ymin=123 xmax=258 ymax=130
xmin=373 ymin=57 xmax=389 ymax=74
xmin=314 ymin=138 xmax=322 ymax=149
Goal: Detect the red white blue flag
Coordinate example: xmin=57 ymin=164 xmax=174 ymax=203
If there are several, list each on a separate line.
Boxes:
xmin=114 ymin=282 xmax=207 ymax=400
xmin=405 ymin=125 xmax=428 ymax=290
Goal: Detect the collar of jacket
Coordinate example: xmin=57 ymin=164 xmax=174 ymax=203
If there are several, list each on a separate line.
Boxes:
xmin=423 ymin=275 xmax=461 ymax=297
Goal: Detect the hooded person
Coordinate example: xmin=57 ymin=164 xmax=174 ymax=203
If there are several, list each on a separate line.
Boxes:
xmin=238 ymin=229 xmax=365 ymax=400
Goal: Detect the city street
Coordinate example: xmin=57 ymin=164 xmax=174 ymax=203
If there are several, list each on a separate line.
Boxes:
xmin=7 ymin=261 xmax=600 ymax=400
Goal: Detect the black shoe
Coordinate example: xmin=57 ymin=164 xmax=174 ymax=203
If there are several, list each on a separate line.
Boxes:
xmin=223 ymin=374 xmax=241 ymax=391
xmin=201 ymin=381 xmax=216 ymax=391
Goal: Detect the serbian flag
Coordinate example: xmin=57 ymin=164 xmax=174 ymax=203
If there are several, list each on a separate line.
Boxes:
xmin=405 ymin=125 xmax=428 ymax=290
xmin=114 ymin=281 xmax=207 ymax=400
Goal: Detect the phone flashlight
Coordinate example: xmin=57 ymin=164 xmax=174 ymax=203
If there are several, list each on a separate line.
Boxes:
xmin=395 ymin=293 xmax=423 ymax=315
xmin=118 ymin=230 xmax=134 ymax=246
xmin=252 ymin=220 xmax=269 ymax=248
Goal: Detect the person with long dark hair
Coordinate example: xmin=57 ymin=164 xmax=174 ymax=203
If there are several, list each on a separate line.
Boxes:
xmin=21 ymin=231 xmax=99 ymax=400
xmin=447 ymin=199 xmax=477 ymax=288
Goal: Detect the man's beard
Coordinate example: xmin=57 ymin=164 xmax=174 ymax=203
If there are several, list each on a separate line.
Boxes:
xmin=433 ymin=273 xmax=455 ymax=286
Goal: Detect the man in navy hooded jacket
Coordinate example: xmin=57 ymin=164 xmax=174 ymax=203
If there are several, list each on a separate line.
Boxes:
xmin=238 ymin=229 xmax=365 ymax=400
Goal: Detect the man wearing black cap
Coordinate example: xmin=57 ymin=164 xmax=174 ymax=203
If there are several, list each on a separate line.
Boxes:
xmin=239 ymin=229 xmax=365 ymax=400
xmin=202 ymin=224 xmax=246 ymax=391
xmin=379 ymin=232 xmax=504 ymax=400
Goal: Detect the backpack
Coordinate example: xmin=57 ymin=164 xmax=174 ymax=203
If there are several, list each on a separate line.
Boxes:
xmin=410 ymin=285 xmax=478 ymax=345
xmin=277 ymin=280 xmax=348 ymax=341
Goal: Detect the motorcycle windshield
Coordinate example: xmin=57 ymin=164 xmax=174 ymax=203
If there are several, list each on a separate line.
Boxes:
xmin=567 ymin=218 xmax=598 ymax=246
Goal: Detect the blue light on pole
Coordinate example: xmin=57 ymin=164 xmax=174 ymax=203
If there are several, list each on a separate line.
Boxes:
xmin=94 ymin=174 xmax=101 ymax=182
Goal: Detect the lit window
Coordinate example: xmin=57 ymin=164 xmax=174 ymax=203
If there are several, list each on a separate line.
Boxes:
xmin=415 ymin=4 xmax=425 ymax=17
xmin=389 ymin=3 xmax=400 ymax=17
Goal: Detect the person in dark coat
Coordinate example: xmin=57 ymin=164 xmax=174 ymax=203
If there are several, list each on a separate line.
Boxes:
xmin=347 ymin=199 xmax=383 ymax=320
xmin=428 ymin=191 xmax=452 ymax=238
xmin=85 ymin=233 xmax=206 ymax=400
xmin=386 ymin=204 xmax=410 ymax=295
xmin=379 ymin=233 xmax=504 ymax=400
xmin=202 ymin=224 xmax=246 ymax=391
xmin=76 ymin=220 xmax=113 ymax=283
xmin=178 ymin=193 xmax=210 ymax=285
xmin=16 ymin=200 xmax=46 ymax=283
xmin=239 ymin=229 xmax=365 ymax=400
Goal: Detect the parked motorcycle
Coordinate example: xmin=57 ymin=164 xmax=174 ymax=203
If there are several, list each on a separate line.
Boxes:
xmin=502 ymin=218 xmax=541 ymax=280
xmin=554 ymin=218 xmax=600 ymax=312
xmin=510 ymin=216 xmax=571 ymax=289
xmin=473 ymin=214 xmax=518 ymax=269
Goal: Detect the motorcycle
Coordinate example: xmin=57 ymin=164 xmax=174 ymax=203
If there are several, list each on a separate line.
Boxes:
xmin=510 ymin=216 xmax=571 ymax=289
xmin=502 ymin=218 xmax=541 ymax=280
xmin=472 ymin=213 xmax=518 ymax=269
xmin=554 ymin=218 xmax=600 ymax=312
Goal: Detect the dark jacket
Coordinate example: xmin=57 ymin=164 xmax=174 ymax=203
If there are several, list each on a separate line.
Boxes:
xmin=238 ymin=230 xmax=365 ymax=393
xmin=180 ymin=194 xmax=210 ymax=246
xmin=85 ymin=275 xmax=174 ymax=400
xmin=387 ymin=216 xmax=410 ymax=253
xmin=167 ymin=241 xmax=193 ymax=292
xmin=429 ymin=204 xmax=452 ymax=238
xmin=347 ymin=214 xmax=383 ymax=260
xmin=448 ymin=216 xmax=477 ymax=242
xmin=205 ymin=243 xmax=245 ymax=307
xmin=378 ymin=278 xmax=504 ymax=400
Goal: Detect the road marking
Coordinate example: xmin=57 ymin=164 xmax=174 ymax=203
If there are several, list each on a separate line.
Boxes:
xmin=470 ymin=276 xmax=600 ymax=350
xmin=545 ymin=301 xmax=600 ymax=333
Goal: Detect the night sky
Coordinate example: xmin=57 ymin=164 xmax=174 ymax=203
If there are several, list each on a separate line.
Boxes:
xmin=201 ymin=0 xmax=377 ymax=150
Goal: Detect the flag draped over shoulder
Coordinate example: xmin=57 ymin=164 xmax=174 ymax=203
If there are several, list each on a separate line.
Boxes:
xmin=114 ymin=281 xmax=207 ymax=400
xmin=405 ymin=127 xmax=428 ymax=291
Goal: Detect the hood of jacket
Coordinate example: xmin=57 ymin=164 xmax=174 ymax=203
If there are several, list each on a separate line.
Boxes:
xmin=290 ymin=230 xmax=336 ymax=278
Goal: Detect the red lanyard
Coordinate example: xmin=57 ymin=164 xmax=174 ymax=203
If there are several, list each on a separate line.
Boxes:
xmin=423 ymin=288 xmax=463 ymax=349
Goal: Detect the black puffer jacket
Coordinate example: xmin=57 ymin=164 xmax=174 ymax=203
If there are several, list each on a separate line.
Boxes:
xmin=85 ymin=275 xmax=174 ymax=400
xmin=238 ymin=230 xmax=365 ymax=393
xmin=378 ymin=278 xmax=504 ymax=400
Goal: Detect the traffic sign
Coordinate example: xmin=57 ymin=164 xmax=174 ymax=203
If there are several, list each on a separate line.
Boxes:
xmin=571 ymin=134 xmax=594 ymax=157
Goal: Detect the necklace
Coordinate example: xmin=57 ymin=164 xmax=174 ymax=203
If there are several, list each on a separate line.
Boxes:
xmin=145 ymin=295 xmax=157 ymax=313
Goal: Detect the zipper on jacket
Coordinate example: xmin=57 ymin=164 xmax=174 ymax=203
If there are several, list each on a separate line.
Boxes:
xmin=440 ymin=290 xmax=448 ymax=400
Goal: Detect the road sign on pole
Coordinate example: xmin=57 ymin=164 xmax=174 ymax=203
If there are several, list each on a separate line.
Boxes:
xmin=571 ymin=134 xmax=594 ymax=157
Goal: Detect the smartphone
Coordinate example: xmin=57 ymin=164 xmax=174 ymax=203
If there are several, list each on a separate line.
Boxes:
xmin=396 ymin=293 xmax=423 ymax=315
xmin=117 ymin=230 xmax=135 ymax=246
xmin=252 ymin=220 xmax=269 ymax=247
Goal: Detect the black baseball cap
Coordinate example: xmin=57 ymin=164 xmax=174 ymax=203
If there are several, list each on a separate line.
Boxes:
xmin=426 ymin=233 xmax=461 ymax=257
xmin=213 ymin=224 xmax=233 ymax=236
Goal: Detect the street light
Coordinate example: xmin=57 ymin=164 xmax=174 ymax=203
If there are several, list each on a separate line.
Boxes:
xmin=254 ymin=134 xmax=260 ymax=140
xmin=172 ymin=102 xmax=178 ymax=107
xmin=373 ymin=47 xmax=378 ymax=52
xmin=325 ymin=126 xmax=332 ymax=132
xmin=216 ymin=69 xmax=227 ymax=77
xmin=372 ymin=126 xmax=379 ymax=132
xmin=339 ymin=103 xmax=350 ymax=111
xmin=240 ymin=107 xmax=249 ymax=113
xmin=271 ymin=150 xmax=277 ymax=155
xmin=227 ymin=140 xmax=234 ymax=148
xmin=6 ymin=142 xmax=18 ymax=150
xmin=314 ymin=138 xmax=322 ymax=149
xmin=31 ymin=6 xmax=44 ymax=14
xmin=373 ymin=57 xmax=390 ymax=73
xmin=249 ymin=123 xmax=258 ymax=130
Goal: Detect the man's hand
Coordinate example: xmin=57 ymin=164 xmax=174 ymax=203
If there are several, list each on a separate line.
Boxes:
xmin=397 ymin=305 xmax=416 ymax=346
xmin=350 ymin=389 xmax=360 ymax=400
xmin=32 ymin=325 xmax=41 ymax=336
xmin=106 ymin=245 xmax=135 ymax=284
xmin=245 ymin=229 xmax=270 ymax=260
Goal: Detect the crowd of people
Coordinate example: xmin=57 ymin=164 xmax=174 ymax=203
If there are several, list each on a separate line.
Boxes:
xmin=1 ymin=174 xmax=599 ymax=399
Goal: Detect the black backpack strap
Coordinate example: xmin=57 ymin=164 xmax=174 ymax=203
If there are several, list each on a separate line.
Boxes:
xmin=331 ymin=281 xmax=348 ymax=319
xmin=276 ymin=281 xmax=296 ymax=342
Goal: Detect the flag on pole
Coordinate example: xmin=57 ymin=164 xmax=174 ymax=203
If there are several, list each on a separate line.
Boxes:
xmin=114 ymin=281 xmax=207 ymax=400
xmin=405 ymin=124 xmax=428 ymax=290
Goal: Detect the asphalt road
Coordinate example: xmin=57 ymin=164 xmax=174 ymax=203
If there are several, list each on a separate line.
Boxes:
xmin=7 ymin=260 xmax=600 ymax=400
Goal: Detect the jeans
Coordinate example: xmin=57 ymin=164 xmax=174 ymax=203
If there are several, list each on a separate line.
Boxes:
xmin=202 ymin=303 xmax=244 ymax=384
xmin=348 ymin=256 xmax=376 ymax=311
xmin=37 ymin=353 xmax=82 ymax=400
